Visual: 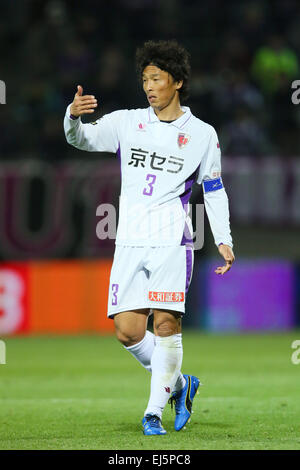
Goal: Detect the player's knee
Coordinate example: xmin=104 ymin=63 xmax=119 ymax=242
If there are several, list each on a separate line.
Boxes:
xmin=114 ymin=327 xmax=144 ymax=347
xmin=113 ymin=311 xmax=149 ymax=347
xmin=154 ymin=320 xmax=178 ymax=337
xmin=153 ymin=310 xmax=181 ymax=337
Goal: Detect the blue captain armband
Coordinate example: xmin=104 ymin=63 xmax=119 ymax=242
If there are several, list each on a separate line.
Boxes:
xmin=203 ymin=177 xmax=223 ymax=193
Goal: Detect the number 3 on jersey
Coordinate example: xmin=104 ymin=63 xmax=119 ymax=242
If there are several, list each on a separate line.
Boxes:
xmin=143 ymin=174 xmax=156 ymax=196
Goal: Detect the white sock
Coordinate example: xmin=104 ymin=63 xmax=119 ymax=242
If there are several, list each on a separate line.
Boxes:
xmin=124 ymin=330 xmax=185 ymax=391
xmin=124 ymin=330 xmax=155 ymax=372
xmin=173 ymin=372 xmax=186 ymax=392
xmin=144 ymin=333 xmax=183 ymax=419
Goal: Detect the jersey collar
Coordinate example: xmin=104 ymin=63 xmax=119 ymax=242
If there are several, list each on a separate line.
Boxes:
xmin=147 ymin=106 xmax=192 ymax=129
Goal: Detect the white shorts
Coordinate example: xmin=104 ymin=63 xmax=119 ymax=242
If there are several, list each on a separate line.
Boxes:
xmin=107 ymin=245 xmax=194 ymax=318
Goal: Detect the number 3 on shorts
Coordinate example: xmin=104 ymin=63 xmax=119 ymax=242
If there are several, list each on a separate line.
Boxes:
xmin=143 ymin=174 xmax=156 ymax=196
xmin=112 ymin=283 xmax=119 ymax=305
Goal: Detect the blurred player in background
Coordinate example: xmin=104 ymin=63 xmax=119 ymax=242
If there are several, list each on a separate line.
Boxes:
xmin=64 ymin=40 xmax=234 ymax=435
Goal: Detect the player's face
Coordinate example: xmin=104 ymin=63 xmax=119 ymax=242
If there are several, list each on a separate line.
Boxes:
xmin=142 ymin=65 xmax=182 ymax=110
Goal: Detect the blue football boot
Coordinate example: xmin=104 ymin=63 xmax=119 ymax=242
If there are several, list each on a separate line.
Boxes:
xmin=142 ymin=413 xmax=167 ymax=435
xmin=168 ymin=374 xmax=201 ymax=431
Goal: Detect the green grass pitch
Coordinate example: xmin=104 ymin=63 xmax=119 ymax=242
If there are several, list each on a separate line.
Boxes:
xmin=0 ymin=331 xmax=299 ymax=450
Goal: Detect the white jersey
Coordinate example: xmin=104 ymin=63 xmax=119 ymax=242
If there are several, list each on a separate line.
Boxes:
xmin=64 ymin=104 xmax=233 ymax=248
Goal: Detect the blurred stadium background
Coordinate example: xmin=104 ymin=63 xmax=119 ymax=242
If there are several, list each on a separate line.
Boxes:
xmin=0 ymin=0 xmax=299 ymax=336
xmin=1 ymin=0 xmax=300 ymax=451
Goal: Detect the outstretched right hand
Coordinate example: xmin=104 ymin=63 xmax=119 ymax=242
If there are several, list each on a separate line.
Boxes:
xmin=70 ymin=85 xmax=98 ymax=117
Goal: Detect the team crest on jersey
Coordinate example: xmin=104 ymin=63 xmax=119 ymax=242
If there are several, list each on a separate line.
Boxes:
xmin=177 ymin=133 xmax=190 ymax=148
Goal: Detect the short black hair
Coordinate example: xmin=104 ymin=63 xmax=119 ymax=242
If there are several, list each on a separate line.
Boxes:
xmin=136 ymin=40 xmax=191 ymax=102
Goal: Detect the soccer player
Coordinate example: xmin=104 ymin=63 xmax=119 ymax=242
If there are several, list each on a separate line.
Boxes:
xmin=64 ymin=40 xmax=234 ymax=436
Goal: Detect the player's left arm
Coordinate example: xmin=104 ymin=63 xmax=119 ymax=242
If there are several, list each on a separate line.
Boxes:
xmin=215 ymin=243 xmax=235 ymax=275
xmin=197 ymin=126 xmax=235 ymax=275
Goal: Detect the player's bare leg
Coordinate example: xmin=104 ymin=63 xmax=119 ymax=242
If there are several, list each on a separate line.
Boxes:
xmin=114 ymin=309 xmax=150 ymax=347
xmin=152 ymin=309 xmax=182 ymax=336
xmin=114 ymin=309 xmax=157 ymax=373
